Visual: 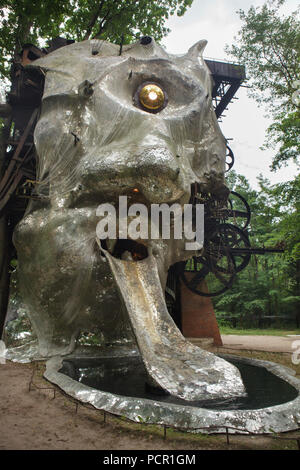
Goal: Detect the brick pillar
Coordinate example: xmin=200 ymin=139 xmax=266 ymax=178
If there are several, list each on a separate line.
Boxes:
xmin=180 ymin=275 xmax=223 ymax=346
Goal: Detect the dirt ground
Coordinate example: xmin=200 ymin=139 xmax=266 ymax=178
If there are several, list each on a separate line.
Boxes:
xmin=0 ymin=340 xmax=299 ymax=451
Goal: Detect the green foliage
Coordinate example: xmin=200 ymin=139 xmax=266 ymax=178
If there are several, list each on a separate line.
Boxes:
xmin=226 ymin=0 xmax=300 ymax=171
xmin=226 ymin=0 xmax=299 ymax=109
xmin=282 ymin=295 xmax=300 ymax=304
xmin=64 ymin=0 xmax=193 ymax=43
xmin=223 ymin=1 xmax=300 ymax=329
xmin=9 ymin=258 xmax=17 ymax=268
xmin=257 ymin=173 xmax=300 ymax=263
xmin=215 ymin=171 xmax=300 ymax=329
xmin=268 ymin=110 xmax=300 ymax=171
xmin=0 ymin=0 xmax=72 ymax=79
xmin=0 ymin=0 xmax=193 ymax=80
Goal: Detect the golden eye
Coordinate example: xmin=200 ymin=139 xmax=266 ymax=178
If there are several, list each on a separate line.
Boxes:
xmin=135 ymin=82 xmax=167 ymax=113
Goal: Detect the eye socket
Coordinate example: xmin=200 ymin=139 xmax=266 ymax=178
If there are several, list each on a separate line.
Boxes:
xmin=134 ymin=82 xmax=167 ymax=113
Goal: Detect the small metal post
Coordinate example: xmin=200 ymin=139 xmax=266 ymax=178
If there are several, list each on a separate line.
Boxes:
xmin=163 ymin=425 xmax=167 ymax=440
xmin=226 ymin=427 xmax=230 ymax=445
xmin=28 ymin=364 xmax=36 ymax=392
xmin=119 ymin=34 xmax=124 ymax=56
xmin=103 ymin=410 xmax=106 ymax=423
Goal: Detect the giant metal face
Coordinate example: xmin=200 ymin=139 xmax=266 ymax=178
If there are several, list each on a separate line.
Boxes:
xmin=13 ymin=38 xmax=245 ymax=401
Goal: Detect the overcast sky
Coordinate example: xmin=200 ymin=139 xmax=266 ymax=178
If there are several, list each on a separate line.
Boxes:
xmin=162 ymin=0 xmax=299 ymax=189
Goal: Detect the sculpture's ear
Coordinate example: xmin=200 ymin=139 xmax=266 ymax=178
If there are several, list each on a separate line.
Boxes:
xmin=185 ymin=40 xmax=207 ymax=60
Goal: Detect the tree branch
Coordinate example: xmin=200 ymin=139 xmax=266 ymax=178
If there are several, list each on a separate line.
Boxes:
xmin=83 ymin=0 xmax=106 ymax=40
xmin=267 ymin=34 xmax=295 ymax=86
xmin=92 ymin=0 xmax=139 ymax=39
xmin=92 ymin=9 xmax=113 ymax=39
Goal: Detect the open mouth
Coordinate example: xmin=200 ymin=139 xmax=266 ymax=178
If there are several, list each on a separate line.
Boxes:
xmin=96 ymin=234 xmax=246 ymax=402
xmin=101 ymin=238 xmax=148 ymax=261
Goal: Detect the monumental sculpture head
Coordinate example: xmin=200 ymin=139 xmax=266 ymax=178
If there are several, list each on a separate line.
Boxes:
xmin=13 ymin=38 xmax=245 ymax=401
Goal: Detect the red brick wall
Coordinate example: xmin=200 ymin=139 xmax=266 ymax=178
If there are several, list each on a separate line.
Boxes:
xmin=180 ymin=276 xmax=223 ymax=346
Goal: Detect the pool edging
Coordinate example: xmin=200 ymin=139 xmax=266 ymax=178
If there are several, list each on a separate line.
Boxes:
xmin=44 ymin=354 xmax=300 ymax=434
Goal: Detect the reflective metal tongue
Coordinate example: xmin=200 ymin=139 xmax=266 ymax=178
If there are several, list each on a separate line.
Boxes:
xmin=103 ymin=248 xmax=246 ymax=401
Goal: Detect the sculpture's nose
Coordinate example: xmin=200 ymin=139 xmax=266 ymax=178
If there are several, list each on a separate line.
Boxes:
xmin=77 ymin=146 xmax=191 ymax=205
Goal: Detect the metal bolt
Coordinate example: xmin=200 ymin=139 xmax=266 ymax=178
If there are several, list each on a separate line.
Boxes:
xmin=140 ymin=36 xmax=152 ymax=45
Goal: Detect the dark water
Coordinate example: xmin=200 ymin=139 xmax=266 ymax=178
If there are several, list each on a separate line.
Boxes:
xmin=60 ymin=356 xmax=298 ymax=411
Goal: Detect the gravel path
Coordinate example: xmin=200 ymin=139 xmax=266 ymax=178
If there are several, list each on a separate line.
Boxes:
xmin=221 ymin=335 xmax=300 ymax=353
